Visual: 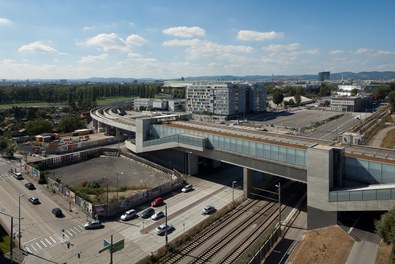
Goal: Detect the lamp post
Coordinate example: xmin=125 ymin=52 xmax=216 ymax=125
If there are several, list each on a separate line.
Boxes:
xmin=18 ymin=193 xmax=24 ymax=250
xmin=0 ymin=211 xmax=15 ymax=264
xmin=165 ymin=205 xmax=168 ymax=246
xmin=232 ymin=180 xmax=237 ymax=202
xmin=275 ymin=182 xmax=281 ymax=230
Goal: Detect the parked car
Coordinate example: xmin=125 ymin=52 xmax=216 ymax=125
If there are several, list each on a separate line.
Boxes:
xmin=52 ymin=208 xmax=63 ymax=217
xmin=25 ymin=182 xmax=35 ymax=190
xmin=151 ymin=211 xmax=164 ymax=220
xmin=14 ymin=172 xmax=23 ymax=180
xmin=151 ymin=197 xmax=164 ymax=207
xmin=28 ymin=197 xmax=39 ymax=204
xmin=120 ymin=209 xmax=136 ymax=221
xmin=155 ymin=223 xmax=174 ymax=235
xmin=84 ymin=220 xmax=103 ymax=230
xmin=202 ymin=205 xmax=216 ymax=215
xmin=141 ymin=208 xmax=155 ymax=219
xmin=181 ymin=184 xmax=193 ymax=193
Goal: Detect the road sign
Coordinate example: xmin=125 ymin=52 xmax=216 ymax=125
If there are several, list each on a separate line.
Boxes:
xmin=112 ymin=239 xmax=124 ymax=253
xmin=104 ymin=239 xmax=110 ymax=247
xmin=98 ymin=244 xmax=111 ymax=253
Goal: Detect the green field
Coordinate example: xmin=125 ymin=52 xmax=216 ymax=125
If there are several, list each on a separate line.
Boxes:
xmin=0 ymin=224 xmax=13 ymax=255
xmin=0 ymin=96 xmax=136 ymax=109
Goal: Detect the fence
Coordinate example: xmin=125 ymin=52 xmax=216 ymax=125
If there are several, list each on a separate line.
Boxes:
xmin=248 ymin=226 xmax=282 ymax=264
xmin=26 ymin=147 xmax=183 ymax=218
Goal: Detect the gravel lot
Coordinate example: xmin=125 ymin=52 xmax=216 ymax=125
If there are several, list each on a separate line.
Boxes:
xmin=49 ymin=155 xmax=172 ymax=188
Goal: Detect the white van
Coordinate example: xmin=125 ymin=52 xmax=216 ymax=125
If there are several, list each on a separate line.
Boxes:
xmin=120 ymin=209 xmax=136 ymax=221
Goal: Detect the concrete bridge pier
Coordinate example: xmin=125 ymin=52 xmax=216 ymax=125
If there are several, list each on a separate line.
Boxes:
xmin=243 ymin=167 xmax=253 ymax=199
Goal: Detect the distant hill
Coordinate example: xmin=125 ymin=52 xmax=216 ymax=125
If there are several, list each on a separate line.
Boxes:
xmin=183 ymin=71 xmax=395 ymax=81
xmin=5 ymin=71 xmax=395 ymax=83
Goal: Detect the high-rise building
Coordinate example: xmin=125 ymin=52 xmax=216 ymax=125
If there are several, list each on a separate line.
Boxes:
xmin=318 ymin=71 xmax=330 ymax=81
xmin=186 ymin=82 xmax=266 ymax=116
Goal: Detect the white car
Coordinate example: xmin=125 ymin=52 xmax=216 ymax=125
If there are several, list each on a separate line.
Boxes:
xmin=181 ymin=184 xmax=193 ymax=192
xmin=120 ymin=209 xmax=136 ymax=221
xmin=151 ymin=211 xmax=165 ymax=220
xmin=155 ymin=223 xmax=174 ymax=235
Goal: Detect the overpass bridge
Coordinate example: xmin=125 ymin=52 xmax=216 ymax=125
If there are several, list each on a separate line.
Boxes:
xmin=91 ymin=106 xmax=395 ymax=229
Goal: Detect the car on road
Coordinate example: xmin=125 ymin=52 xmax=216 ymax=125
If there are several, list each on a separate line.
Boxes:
xmin=202 ymin=205 xmax=216 ymax=215
xmin=151 ymin=197 xmax=164 ymax=207
xmin=151 ymin=211 xmax=164 ymax=220
xmin=120 ymin=209 xmax=136 ymax=221
xmin=14 ymin=172 xmax=23 ymax=180
xmin=28 ymin=197 xmax=39 ymax=204
xmin=141 ymin=208 xmax=155 ymax=219
xmin=84 ymin=220 xmax=103 ymax=230
xmin=181 ymin=184 xmax=193 ymax=192
xmin=52 ymin=208 xmax=63 ymax=217
xmin=155 ymin=223 xmax=173 ymax=235
xmin=25 ymin=182 xmax=35 ymax=190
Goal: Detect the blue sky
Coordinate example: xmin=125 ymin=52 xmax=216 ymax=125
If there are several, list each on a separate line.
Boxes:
xmin=0 ymin=0 xmax=395 ymax=79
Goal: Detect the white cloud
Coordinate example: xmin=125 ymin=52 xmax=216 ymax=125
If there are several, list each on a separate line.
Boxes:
xmin=263 ymin=43 xmax=300 ymax=52
xmin=185 ymin=40 xmax=253 ymax=60
xmin=0 ymin=18 xmax=12 ymax=25
xmin=237 ymin=30 xmax=284 ymax=41
xmin=352 ymin=48 xmax=393 ymax=56
xmin=81 ymin=33 xmax=129 ymax=52
xmin=330 ymin=49 xmax=344 ymax=55
xmin=162 ymin=26 xmax=205 ymax=38
xmin=83 ymin=26 xmax=93 ymax=31
xmin=163 ymin=38 xmax=202 ymax=47
xmin=18 ymin=41 xmax=58 ymax=53
xmin=79 ymin=54 xmax=109 ymax=64
xmin=126 ymin=34 xmax=147 ymax=46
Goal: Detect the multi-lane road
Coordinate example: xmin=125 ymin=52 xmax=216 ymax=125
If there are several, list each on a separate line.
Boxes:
xmin=0 ymin=157 xmax=244 ymax=263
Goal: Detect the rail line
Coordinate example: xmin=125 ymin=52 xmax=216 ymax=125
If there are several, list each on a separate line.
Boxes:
xmin=160 ymin=199 xmax=262 ymax=264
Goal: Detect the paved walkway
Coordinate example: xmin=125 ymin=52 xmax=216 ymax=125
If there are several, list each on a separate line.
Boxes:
xmin=370 ymin=114 xmax=395 ymax=147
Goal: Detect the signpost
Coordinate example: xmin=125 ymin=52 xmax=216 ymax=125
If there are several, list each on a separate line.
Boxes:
xmin=98 ymin=235 xmax=125 ymax=263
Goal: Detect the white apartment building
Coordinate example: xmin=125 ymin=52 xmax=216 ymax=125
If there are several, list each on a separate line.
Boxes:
xmin=186 ymin=82 xmax=267 ymax=116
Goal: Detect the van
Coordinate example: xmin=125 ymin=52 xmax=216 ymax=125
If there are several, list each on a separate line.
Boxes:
xmin=120 ymin=209 xmax=136 ymax=221
xmin=14 ymin=172 xmax=23 ymax=180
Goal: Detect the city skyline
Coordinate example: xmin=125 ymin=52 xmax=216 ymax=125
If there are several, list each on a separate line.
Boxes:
xmin=0 ymin=0 xmax=395 ymax=79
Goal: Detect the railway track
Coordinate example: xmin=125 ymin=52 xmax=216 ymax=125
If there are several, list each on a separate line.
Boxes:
xmin=160 ymin=199 xmax=261 ymax=264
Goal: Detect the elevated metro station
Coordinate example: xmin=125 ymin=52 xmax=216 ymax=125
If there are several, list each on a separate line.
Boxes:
xmin=91 ymin=106 xmax=395 ymax=229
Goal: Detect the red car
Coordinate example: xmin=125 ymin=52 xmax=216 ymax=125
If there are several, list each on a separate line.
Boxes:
xmin=151 ymin=197 xmax=164 ymax=207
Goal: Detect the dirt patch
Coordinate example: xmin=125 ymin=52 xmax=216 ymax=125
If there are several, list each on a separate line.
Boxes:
xmin=288 ymin=225 xmax=354 ymax=264
xmin=375 ymin=242 xmax=392 ymax=264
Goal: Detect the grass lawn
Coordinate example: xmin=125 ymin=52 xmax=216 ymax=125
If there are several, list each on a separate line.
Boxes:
xmin=0 ymin=224 xmax=13 ymax=255
xmin=0 ymin=96 xmax=135 ymax=109
xmin=381 ymin=128 xmax=395 ymax=149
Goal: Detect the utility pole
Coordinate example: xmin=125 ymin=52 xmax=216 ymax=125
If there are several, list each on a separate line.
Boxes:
xmin=165 ymin=205 xmax=168 ymax=246
xmin=18 ymin=194 xmax=24 ymax=249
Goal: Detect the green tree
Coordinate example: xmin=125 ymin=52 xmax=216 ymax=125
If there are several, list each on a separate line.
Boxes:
xmin=319 ymin=83 xmax=332 ymax=96
xmin=25 ymin=119 xmax=53 ymax=135
xmin=58 ymin=116 xmax=83 ymax=133
xmin=272 ymin=90 xmax=284 ymax=107
xmin=375 ymin=207 xmax=395 ymax=245
xmin=294 ymin=94 xmax=301 ymax=105
xmin=388 ymin=91 xmax=395 ymax=111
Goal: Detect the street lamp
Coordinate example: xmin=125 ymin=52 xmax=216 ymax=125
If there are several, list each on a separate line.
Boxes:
xmin=0 ymin=211 xmax=15 ymax=264
xmin=165 ymin=205 xmax=168 ymax=246
xmin=275 ymin=182 xmax=281 ymax=230
xmin=18 ymin=193 xmax=24 ymax=250
xmin=232 ymin=181 xmax=237 ymax=202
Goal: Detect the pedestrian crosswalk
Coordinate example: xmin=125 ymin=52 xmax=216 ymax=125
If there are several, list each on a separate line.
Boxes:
xmin=23 ymin=224 xmax=86 ymax=254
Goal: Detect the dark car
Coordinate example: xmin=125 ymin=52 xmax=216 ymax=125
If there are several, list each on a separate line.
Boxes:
xmin=84 ymin=220 xmax=103 ymax=230
xmin=52 ymin=208 xmax=63 ymax=217
xmin=25 ymin=182 xmax=35 ymax=190
xmin=141 ymin=208 xmax=155 ymax=219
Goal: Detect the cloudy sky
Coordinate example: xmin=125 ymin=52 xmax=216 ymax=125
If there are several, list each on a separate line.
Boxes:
xmin=1 ymin=0 xmax=395 ymax=79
